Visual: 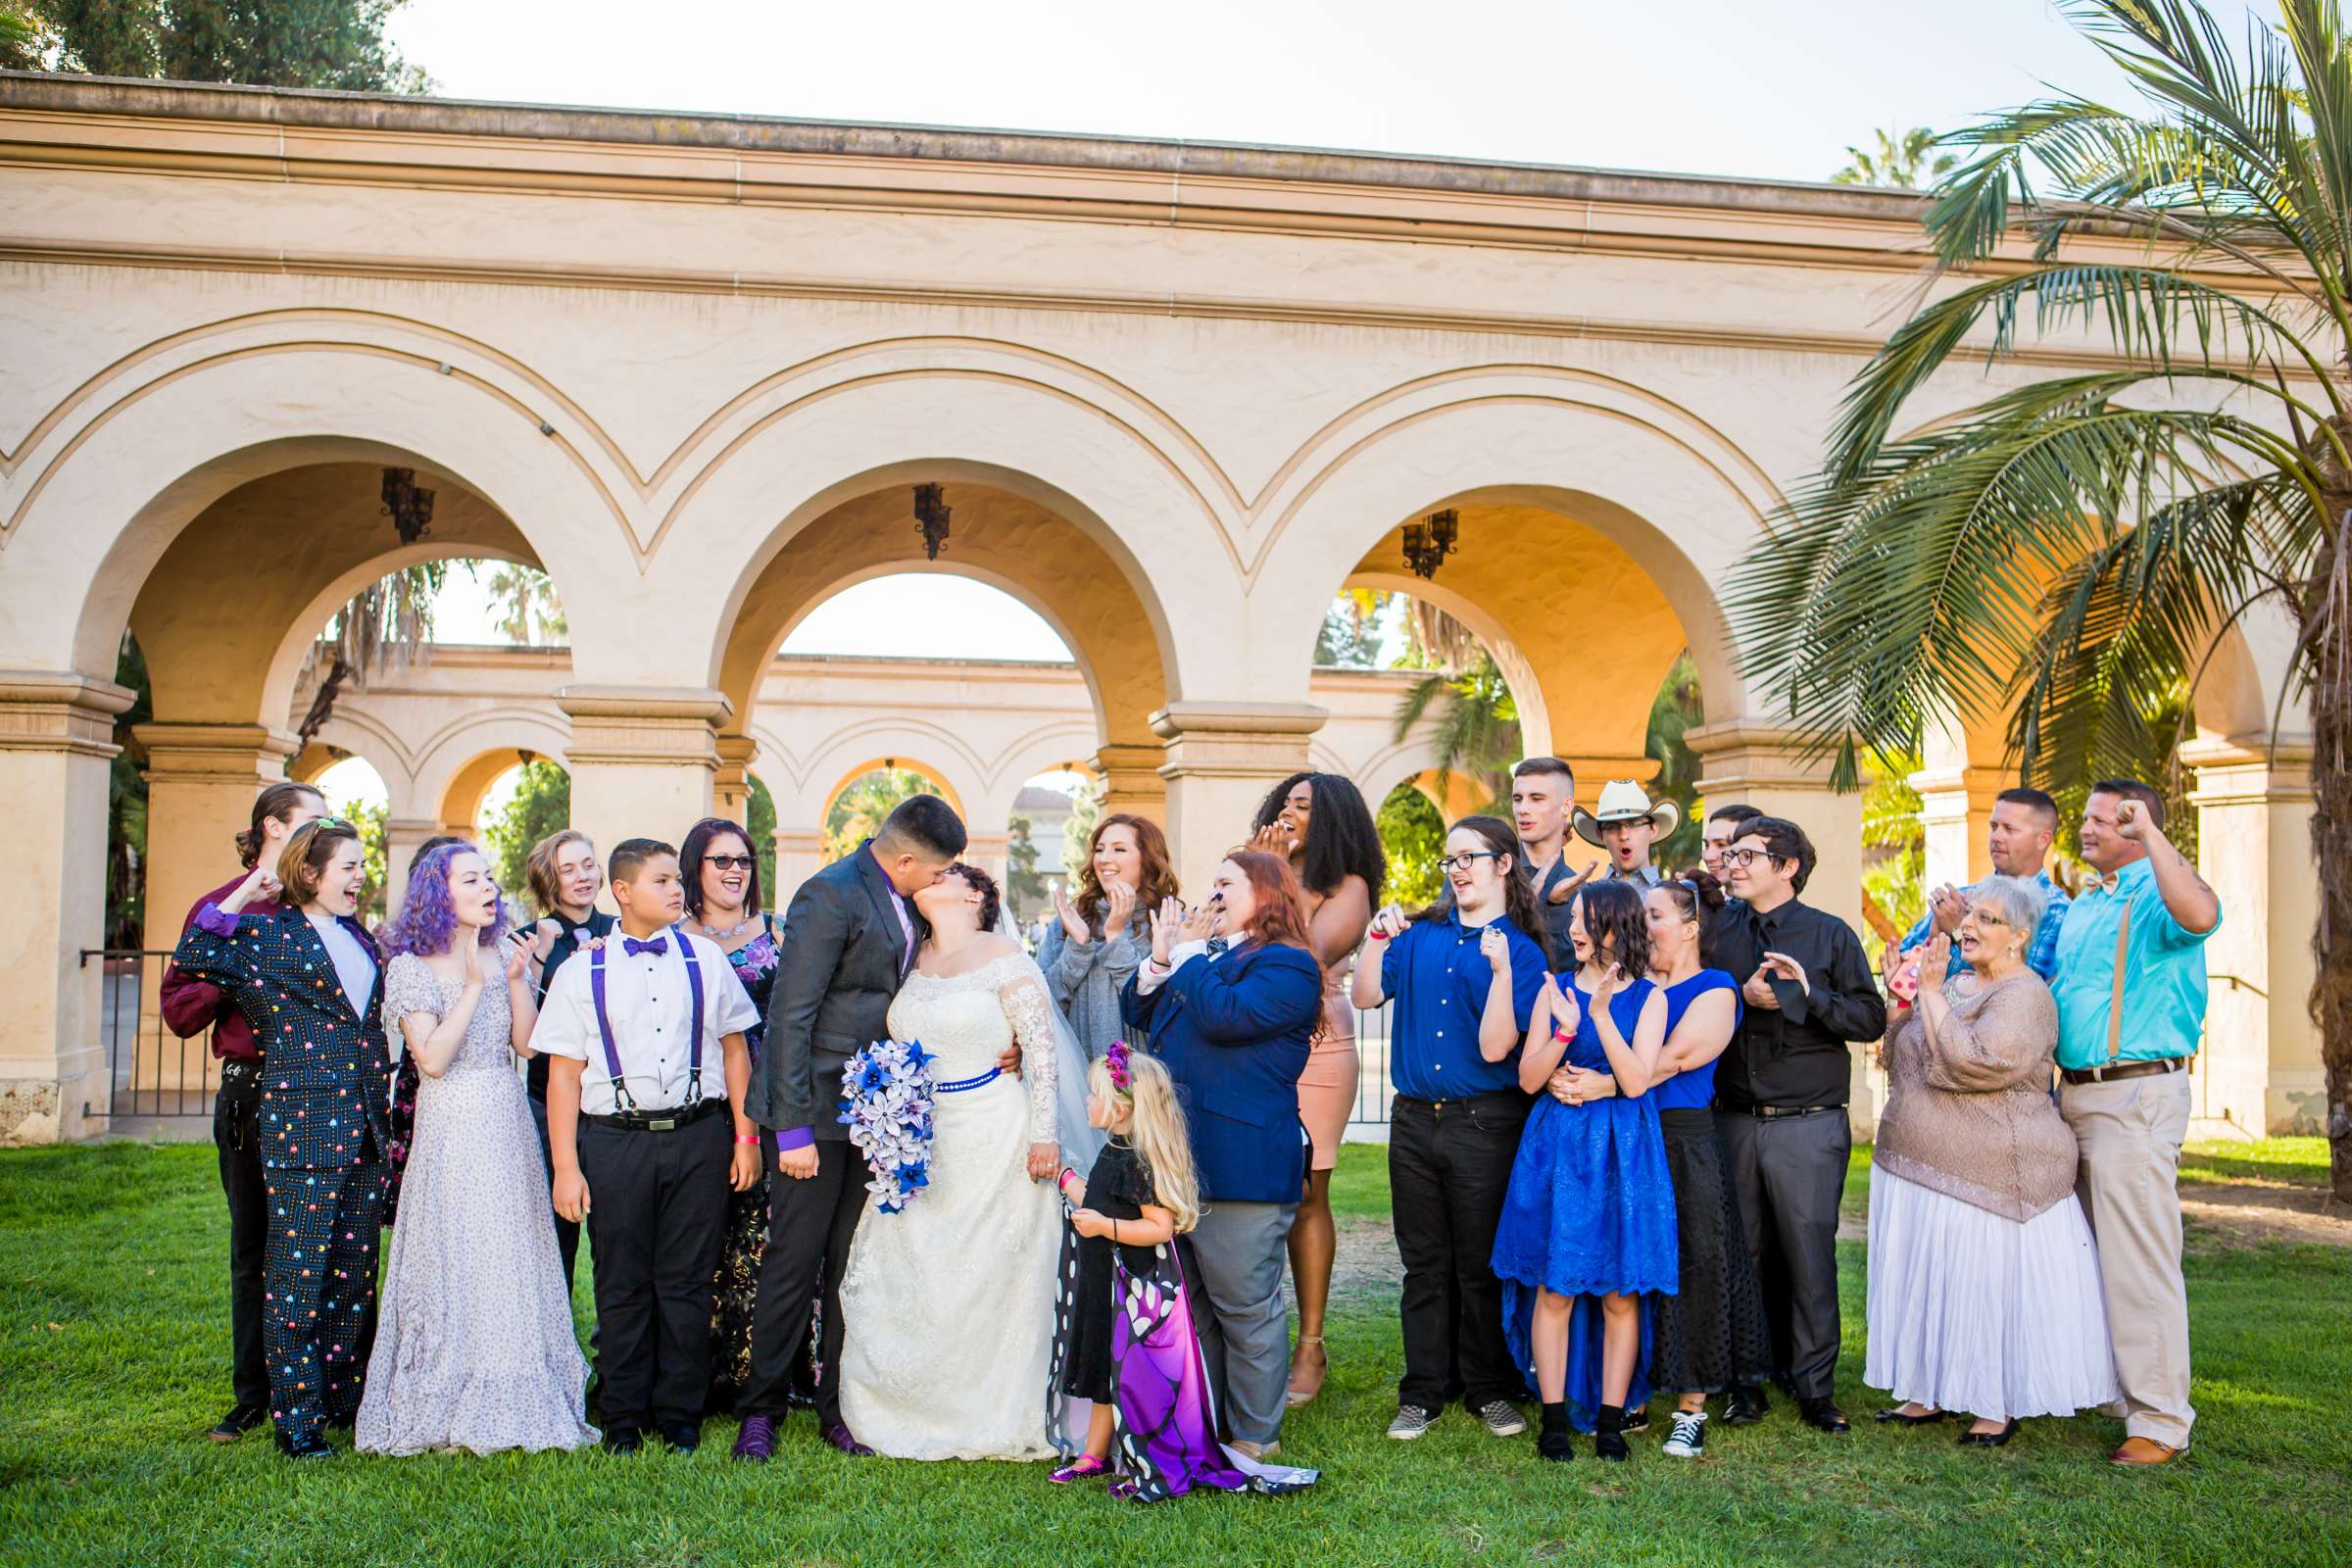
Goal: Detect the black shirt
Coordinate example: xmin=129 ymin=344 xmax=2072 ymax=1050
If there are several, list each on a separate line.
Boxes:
xmin=1710 ymin=895 xmax=1886 ymax=1112
xmin=526 ymin=908 xmax=616 ymax=1100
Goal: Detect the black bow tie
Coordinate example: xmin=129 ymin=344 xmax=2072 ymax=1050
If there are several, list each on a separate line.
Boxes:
xmin=623 ymin=936 xmax=668 ymax=957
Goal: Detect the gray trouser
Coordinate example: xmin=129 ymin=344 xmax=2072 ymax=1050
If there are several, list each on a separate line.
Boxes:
xmin=1188 ymin=1199 xmax=1298 ymax=1446
xmin=1719 ymin=1106 xmax=1850 ymax=1401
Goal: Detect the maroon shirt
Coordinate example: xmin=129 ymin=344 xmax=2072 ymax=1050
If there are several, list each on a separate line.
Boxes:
xmin=159 ymin=872 xmax=291 ymax=1060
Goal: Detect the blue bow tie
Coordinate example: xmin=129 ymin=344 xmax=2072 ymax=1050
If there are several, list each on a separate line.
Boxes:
xmin=1205 ymin=935 xmax=1230 ymax=956
xmin=623 ymin=936 xmax=668 ymax=957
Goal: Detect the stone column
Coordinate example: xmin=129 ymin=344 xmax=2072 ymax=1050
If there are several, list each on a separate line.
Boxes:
xmin=2184 ymin=736 xmax=2320 ymax=1139
xmin=1687 ymin=720 xmax=1878 ymax=1134
xmin=1152 ymin=701 xmax=1326 ymax=893
xmin=1555 ymin=755 xmax=1660 ymax=797
xmin=712 ymin=734 xmax=758 ymax=825
xmin=1092 ymin=742 xmax=1167 ymax=822
xmin=382 ymin=816 xmax=441 ymax=906
xmin=133 ymin=721 xmax=299 ymax=956
xmin=556 ymin=687 xmax=730 ymax=875
xmin=0 ymin=672 xmax=136 ymax=1145
xmin=1907 ymin=763 xmax=2006 ymax=891
xmin=772 ymin=827 xmax=827 ymax=908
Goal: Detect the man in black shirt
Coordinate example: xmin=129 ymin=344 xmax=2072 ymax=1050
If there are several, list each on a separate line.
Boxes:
xmin=1711 ymin=815 xmax=1885 ymax=1434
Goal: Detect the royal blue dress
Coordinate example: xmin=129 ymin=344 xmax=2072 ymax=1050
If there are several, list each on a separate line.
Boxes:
xmin=1491 ymin=975 xmax=1680 ymax=1429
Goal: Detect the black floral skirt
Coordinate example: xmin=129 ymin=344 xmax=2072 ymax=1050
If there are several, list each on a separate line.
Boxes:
xmin=705 ymin=1182 xmax=767 ymax=1411
xmin=1647 ymin=1107 xmax=1775 ymax=1396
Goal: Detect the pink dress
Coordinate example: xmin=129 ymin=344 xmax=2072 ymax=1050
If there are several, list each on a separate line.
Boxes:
xmin=1294 ymin=961 xmax=1358 ymax=1172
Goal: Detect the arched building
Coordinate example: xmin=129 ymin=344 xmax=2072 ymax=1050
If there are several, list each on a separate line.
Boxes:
xmin=0 ymin=74 xmax=2314 ymax=1143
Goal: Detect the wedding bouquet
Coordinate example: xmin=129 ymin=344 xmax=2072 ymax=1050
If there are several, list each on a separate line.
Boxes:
xmin=837 ymin=1038 xmax=937 ymax=1214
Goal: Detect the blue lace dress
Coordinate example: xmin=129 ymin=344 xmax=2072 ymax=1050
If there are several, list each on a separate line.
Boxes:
xmin=1490 ymin=975 xmax=1679 ymax=1429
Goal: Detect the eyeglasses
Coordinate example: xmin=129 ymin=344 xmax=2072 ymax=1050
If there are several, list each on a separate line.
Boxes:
xmin=1437 ymin=851 xmax=1499 ymax=873
xmin=704 ymin=855 xmax=755 ymax=871
xmin=1968 ymin=907 xmax=2011 ymax=927
xmin=1717 ymin=847 xmax=1776 ymax=868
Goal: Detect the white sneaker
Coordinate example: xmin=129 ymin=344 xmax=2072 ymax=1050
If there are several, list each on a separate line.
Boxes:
xmin=1476 ymin=1399 xmax=1528 ymax=1438
xmin=1386 ymin=1404 xmax=1438 ymax=1441
xmin=1663 ymin=1409 xmax=1707 ymax=1458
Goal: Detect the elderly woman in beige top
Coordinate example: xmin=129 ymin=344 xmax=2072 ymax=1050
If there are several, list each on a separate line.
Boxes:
xmin=1865 ymin=875 xmax=2120 ymax=1446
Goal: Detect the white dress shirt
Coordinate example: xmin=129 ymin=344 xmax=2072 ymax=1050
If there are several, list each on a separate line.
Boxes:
xmin=306 ymin=912 xmax=380 ymax=1021
xmin=532 ymin=926 xmax=760 ymax=1115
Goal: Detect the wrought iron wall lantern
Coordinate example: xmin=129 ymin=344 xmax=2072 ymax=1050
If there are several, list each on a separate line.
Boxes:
xmin=381 ymin=466 xmax=436 ymax=545
xmin=913 ymin=483 xmax=952 ymax=560
xmin=1401 ymin=508 xmax=1459 ymax=580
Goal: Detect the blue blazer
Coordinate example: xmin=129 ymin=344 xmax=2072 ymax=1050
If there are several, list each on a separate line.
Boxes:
xmin=172 ymin=902 xmax=393 ymax=1171
xmin=1121 ymin=940 xmax=1322 ymax=1205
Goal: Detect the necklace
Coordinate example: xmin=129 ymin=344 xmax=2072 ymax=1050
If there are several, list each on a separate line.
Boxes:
xmin=694 ymin=911 xmax=761 ymax=941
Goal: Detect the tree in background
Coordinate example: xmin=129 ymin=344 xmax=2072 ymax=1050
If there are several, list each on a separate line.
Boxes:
xmin=466 ymin=561 xmax=566 ymax=645
xmin=294 ymin=562 xmax=445 ymax=748
xmin=105 ymin=632 xmax=152 ymax=948
xmin=1736 ymin=0 xmax=2352 ymax=1193
xmin=824 ymin=768 xmax=940 ymax=862
xmin=1829 ymin=126 xmax=1958 ymax=188
xmin=1642 ymin=652 xmax=1705 ymax=868
xmin=1313 ymin=591 xmax=1385 ymax=667
xmin=28 ymin=0 xmax=432 ymax=91
xmin=1859 ymin=748 xmax=1925 ymax=968
xmin=1377 ymin=782 xmax=1447 ymax=907
xmin=2 ymin=5 xmax=52 ymax=68
xmin=1006 ymin=812 xmax=1045 ymax=926
xmin=1060 ymin=777 xmax=1102 ymax=885
xmin=482 ymin=760 xmax=570 ymax=908
xmin=350 ymin=798 xmax=389 ymax=924
xmin=747 ymin=772 xmax=778 ymax=906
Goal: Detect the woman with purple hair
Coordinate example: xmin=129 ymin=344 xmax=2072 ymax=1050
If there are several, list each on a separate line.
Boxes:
xmin=356 ymin=842 xmax=597 ymax=1455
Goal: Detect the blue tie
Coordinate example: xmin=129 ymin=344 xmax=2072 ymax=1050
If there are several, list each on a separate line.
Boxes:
xmin=623 ymin=936 xmax=668 ymax=957
xmin=1206 ymin=935 xmax=1230 ymax=956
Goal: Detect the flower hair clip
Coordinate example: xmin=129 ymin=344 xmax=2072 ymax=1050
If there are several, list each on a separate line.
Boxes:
xmin=1106 ymin=1039 xmax=1134 ymax=1095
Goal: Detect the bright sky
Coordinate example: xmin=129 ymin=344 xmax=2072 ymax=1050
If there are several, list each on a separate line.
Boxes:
xmin=400 ymin=0 xmax=2274 ymax=658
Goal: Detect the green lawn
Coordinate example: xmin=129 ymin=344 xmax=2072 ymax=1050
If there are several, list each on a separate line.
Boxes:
xmin=1 ymin=1140 xmax=2344 ymax=1567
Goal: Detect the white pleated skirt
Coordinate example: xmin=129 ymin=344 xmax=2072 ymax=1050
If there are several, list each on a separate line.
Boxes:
xmin=1864 ymin=1166 xmax=2123 ymax=1422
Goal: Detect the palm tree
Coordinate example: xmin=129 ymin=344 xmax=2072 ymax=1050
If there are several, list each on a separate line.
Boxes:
xmin=1830 ymin=125 xmax=1961 ymax=189
xmin=1732 ymin=0 xmax=2352 ymax=1197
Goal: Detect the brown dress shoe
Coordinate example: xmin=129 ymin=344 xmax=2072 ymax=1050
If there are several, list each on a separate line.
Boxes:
xmin=2110 ymin=1436 xmax=2184 ymax=1466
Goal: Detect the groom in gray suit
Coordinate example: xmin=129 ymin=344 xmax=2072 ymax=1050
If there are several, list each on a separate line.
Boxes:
xmin=732 ymin=795 xmax=966 ymax=1461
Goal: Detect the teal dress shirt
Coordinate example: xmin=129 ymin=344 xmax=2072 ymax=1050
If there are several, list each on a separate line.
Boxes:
xmin=2050 ymin=858 xmax=2219 ymax=1071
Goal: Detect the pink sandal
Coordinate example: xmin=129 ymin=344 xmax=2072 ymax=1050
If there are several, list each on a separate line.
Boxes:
xmin=1050 ymin=1454 xmax=1110 ymax=1484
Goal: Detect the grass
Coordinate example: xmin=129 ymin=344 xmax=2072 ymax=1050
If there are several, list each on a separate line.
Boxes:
xmin=1 ymin=1140 xmax=2346 ymax=1567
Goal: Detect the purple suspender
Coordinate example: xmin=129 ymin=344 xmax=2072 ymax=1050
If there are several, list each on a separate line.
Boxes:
xmin=588 ymin=927 xmax=706 ymax=1112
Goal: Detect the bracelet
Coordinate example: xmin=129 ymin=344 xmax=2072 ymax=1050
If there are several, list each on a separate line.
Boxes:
xmin=733 ymin=1134 xmax=760 ymax=1146
xmin=1109 ymin=1218 xmax=1119 ymax=1245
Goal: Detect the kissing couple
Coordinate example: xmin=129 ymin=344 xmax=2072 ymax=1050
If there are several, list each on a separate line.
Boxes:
xmin=730 ymin=794 xmax=1101 ymax=1461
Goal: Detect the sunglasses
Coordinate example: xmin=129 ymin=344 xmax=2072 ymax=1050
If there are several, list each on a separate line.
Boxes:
xmin=703 ymin=855 xmax=755 ymax=871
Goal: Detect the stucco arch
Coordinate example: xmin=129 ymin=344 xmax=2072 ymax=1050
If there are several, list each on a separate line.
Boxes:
xmin=815 ymin=756 xmax=971 ymax=827
xmin=1250 ymin=393 xmax=1765 ymax=746
xmin=407 ymin=710 xmax=574 ymax=836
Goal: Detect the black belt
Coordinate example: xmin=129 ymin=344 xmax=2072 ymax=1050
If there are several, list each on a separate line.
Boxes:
xmin=2059 ymin=1055 xmax=2190 ymax=1087
xmin=583 ymin=1099 xmax=723 ymax=1134
xmin=1396 ymin=1089 xmax=1530 ymax=1113
xmin=1740 ymin=1102 xmax=1843 ymax=1120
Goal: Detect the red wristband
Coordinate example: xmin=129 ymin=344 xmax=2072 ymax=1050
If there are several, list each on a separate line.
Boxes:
xmin=733 ymin=1134 xmax=760 ymax=1146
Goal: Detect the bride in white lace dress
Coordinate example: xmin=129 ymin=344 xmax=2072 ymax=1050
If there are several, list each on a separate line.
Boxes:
xmin=837 ymin=863 xmax=1082 ymax=1461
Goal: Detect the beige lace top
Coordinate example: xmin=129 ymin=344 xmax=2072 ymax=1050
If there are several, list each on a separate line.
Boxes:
xmin=1874 ymin=969 xmax=2078 ymax=1222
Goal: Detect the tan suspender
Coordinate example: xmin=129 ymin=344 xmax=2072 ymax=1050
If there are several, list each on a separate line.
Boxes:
xmin=2103 ymin=899 xmax=2132 ymax=1067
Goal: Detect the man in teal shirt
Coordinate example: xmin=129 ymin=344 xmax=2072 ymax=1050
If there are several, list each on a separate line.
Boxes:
xmin=2050 ymin=780 xmax=2220 ymax=1468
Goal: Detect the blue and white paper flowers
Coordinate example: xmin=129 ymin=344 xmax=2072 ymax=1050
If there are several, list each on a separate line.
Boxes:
xmin=838 ymin=1038 xmax=937 ymax=1214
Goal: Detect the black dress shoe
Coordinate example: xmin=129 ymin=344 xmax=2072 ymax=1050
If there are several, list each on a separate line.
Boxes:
xmin=602 ymin=1426 xmax=645 ymax=1454
xmin=1721 ymin=1386 xmax=1768 ymax=1426
xmin=273 ymin=1431 xmax=335 ymax=1460
xmin=208 ymin=1403 xmax=269 ymax=1443
xmin=1797 ymin=1397 xmax=1851 ymax=1434
xmin=661 ymin=1423 xmax=701 ymax=1453
xmin=1874 ymin=1404 xmax=1948 ymax=1426
xmin=1958 ymin=1419 xmax=2021 ymax=1448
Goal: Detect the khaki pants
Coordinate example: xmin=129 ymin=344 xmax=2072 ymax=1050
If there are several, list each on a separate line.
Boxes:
xmin=2059 ymin=1070 xmax=2195 ymax=1448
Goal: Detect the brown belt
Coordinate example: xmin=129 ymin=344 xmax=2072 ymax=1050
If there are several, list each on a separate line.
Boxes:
xmin=2059 ymin=1055 xmax=2190 ymax=1087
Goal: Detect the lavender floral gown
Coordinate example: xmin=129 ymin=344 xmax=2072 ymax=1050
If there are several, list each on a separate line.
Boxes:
xmin=356 ymin=954 xmax=596 ymax=1454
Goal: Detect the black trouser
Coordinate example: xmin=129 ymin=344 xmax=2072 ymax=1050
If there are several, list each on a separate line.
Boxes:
xmin=742 ymin=1138 xmax=865 ymax=1425
xmin=212 ymin=1061 xmax=270 ymax=1413
xmin=1390 ymin=1090 xmax=1531 ymax=1413
xmin=577 ymin=1112 xmax=732 ymax=1429
xmin=528 ymin=1092 xmax=584 ymax=1295
xmin=1717 ymin=1105 xmax=1850 ymax=1401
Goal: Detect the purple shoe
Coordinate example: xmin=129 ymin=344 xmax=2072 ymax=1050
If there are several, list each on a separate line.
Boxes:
xmin=1050 ymin=1454 xmax=1110 ymax=1484
xmin=731 ymin=1415 xmax=776 ymax=1462
xmin=821 ymin=1421 xmax=875 ymax=1457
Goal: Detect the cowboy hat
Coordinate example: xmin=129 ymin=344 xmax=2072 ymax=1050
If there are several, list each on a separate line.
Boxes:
xmin=1572 ymin=780 xmax=1682 ymax=847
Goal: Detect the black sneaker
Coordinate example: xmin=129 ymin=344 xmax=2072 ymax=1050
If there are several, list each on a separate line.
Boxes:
xmin=208 ymin=1403 xmax=269 ymax=1443
xmin=1620 ymin=1403 xmax=1650 ymax=1435
xmin=1386 ymin=1403 xmax=1437 ymax=1441
xmin=603 ymin=1426 xmax=645 ymax=1454
xmin=1663 ymin=1409 xmax=1707 ymax=1457
xmin=660 ymin=1422 xmax=702 ymax=1453
xmin=273 ymin=1430 xmax=335 ymax=1460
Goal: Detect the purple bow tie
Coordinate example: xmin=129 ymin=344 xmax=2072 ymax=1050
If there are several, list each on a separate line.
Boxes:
xmin=623 ymin=936 xmax=668 ymax=957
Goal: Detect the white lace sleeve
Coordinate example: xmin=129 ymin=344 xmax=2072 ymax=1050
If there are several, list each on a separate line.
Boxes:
xmin=1000 ymin=967 xmax=1059 ymax=1143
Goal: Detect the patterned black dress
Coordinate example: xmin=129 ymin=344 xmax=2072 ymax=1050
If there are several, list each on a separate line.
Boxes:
xmin=1059 ymin=1139 xmax=1154 ymax=1401
xmin=707 ymin=915 xmax=780 ymax=1411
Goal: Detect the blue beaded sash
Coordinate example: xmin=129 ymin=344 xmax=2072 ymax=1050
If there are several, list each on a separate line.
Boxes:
xmin=934 ymin=1067 xmax=1002 ymax=1094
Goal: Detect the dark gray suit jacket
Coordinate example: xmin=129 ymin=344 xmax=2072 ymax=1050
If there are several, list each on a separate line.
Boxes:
xmin=752 ymin=840 xmax=921 ymax=1142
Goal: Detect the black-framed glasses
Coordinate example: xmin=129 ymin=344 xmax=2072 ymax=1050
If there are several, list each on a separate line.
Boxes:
xmin=1437 ymin=851 xmax=1500 ymax=873
xmin=1718 ymin=847 xmax=1774 ymax=868
xmin=704 ymin=855 xmax=755 ymax=871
